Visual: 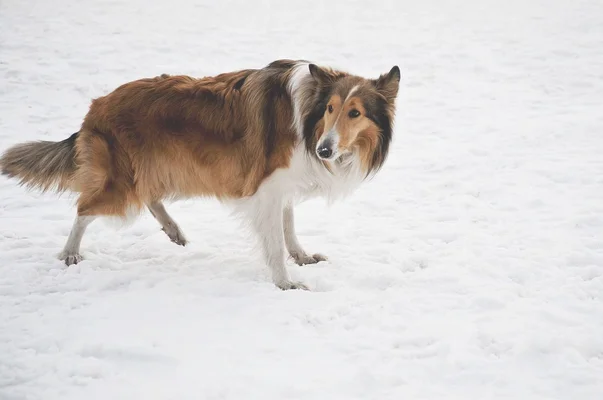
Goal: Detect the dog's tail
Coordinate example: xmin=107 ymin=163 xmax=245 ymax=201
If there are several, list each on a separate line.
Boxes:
xmin=0 ymin=132 xmax=79 ymax=193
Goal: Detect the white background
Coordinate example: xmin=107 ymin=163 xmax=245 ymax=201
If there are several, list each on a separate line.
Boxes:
xmin=1 ymin=0 xmax=602 ymax=399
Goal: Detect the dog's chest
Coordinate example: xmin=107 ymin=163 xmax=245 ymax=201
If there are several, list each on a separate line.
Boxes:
xmin=275 ymin=145 xmax=366 ymax=203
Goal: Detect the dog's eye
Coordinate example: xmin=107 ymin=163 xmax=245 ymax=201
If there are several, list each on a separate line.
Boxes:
xmin=327 ymin=104 xmax=333 ymax=113
xmin=348 ymin=109 xmax=360 ymax=118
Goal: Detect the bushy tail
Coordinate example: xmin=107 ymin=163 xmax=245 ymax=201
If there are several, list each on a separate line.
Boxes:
xmin=0 ymin=132 xmax=79 ymax=193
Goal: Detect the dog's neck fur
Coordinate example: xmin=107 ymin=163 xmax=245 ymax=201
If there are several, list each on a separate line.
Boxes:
xmin=288 ymin=62 xmax=318 ymax=144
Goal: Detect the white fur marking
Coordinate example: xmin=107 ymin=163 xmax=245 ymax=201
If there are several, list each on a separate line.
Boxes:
xmin=59 ymin=215 xmax=96 ymax=262
xmin=288 ymin=62 xmax=311 ymax=138
xmin=345 ymin=85 xmax=360 ymax=102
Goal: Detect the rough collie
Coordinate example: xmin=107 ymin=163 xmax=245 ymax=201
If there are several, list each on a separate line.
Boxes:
xmin=0 ymin=59 xmax=400 ymax=290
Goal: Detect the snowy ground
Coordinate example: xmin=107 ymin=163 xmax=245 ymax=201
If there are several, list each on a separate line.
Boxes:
xmin=1 ymin=0 xmax=603 ymax=399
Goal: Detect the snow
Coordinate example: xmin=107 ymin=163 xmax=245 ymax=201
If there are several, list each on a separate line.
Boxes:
xmin=1 ymin=0 xmax=603 ymax=398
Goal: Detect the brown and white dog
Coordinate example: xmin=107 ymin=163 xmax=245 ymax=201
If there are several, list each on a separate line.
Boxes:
xmin=0 ymin=59 xmax=400 ymax=290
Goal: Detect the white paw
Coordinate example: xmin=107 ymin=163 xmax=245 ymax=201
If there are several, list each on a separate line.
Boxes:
xmin=291 ymin=252 xmax=328 ymax=266
xmin=162 ymin=227 xmax=188 ymax=246
xmin=59 ymin=252 xmax=83 ymax=266
xmin=275 ymin=280 xmax=309 ymax=291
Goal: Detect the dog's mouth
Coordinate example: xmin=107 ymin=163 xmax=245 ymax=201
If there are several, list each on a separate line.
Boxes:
xmin=317 ymin=152 xmax=337 ymax=161
xmin=337 ymin=151 xmax=354 ymax=163
xmin=330 ymin=150 xmax=354 ymax=166
xmin=315 ymin=138 xmax=354 ymax=165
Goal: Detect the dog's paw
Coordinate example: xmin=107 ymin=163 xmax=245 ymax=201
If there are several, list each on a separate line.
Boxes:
xmin=275 ymin=280 xmax=309 ymax=291
xmin=162 ymin=227 xmax=188 ymax=246
xmin=291 ymin=252 xmax=328 ymax=266
xmin=59 ymin=252 xmax=83 ymax=266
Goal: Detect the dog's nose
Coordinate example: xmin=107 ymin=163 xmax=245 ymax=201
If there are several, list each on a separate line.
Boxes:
xmin=317 ymin=146 xmax=333 ymax=159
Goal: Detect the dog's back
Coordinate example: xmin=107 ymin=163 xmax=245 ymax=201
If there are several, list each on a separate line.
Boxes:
xmin=6 ymin=64 xmax=298 ymax=217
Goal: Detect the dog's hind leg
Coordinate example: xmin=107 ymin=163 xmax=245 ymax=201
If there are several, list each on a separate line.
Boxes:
xmin=283 ymin=202 xmax=327 ymax=266
xmin=58 ymin=215 xmax=96 ymax=265
xmin=147 ymin=201 xmax=187 ymax=246
xmin=60 ymin=128 xmax=144 ymax=264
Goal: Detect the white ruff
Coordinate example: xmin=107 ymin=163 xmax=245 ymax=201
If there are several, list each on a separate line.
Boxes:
xmin=229 ymin=142 xmax=365 ymax=216
xmin=287 ymin=61 xmax=311 ymax=139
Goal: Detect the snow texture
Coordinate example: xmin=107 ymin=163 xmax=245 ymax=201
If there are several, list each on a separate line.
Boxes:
xmin=1 ymin=0 xmax=603 ymax=399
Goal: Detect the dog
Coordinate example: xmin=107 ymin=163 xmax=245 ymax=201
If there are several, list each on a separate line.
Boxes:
xmin=0 ymin=59 xmax=400 ymax=290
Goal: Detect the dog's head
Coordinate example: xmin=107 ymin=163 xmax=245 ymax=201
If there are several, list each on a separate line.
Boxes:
xmin=309 ymin=64 xmax=400 ymax=174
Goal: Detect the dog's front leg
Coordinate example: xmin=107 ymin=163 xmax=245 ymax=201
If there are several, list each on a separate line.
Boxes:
xmin=283 ymin=202 xmax=327 ymax=266
xmin=249 ymin=197 xmax=308 ymax=290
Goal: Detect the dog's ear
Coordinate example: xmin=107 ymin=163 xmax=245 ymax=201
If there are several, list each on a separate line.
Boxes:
xmin=374 ymin=66 xmax=401 ymax=103
xmin=309 ymin=64 xmax=334 ymax=85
